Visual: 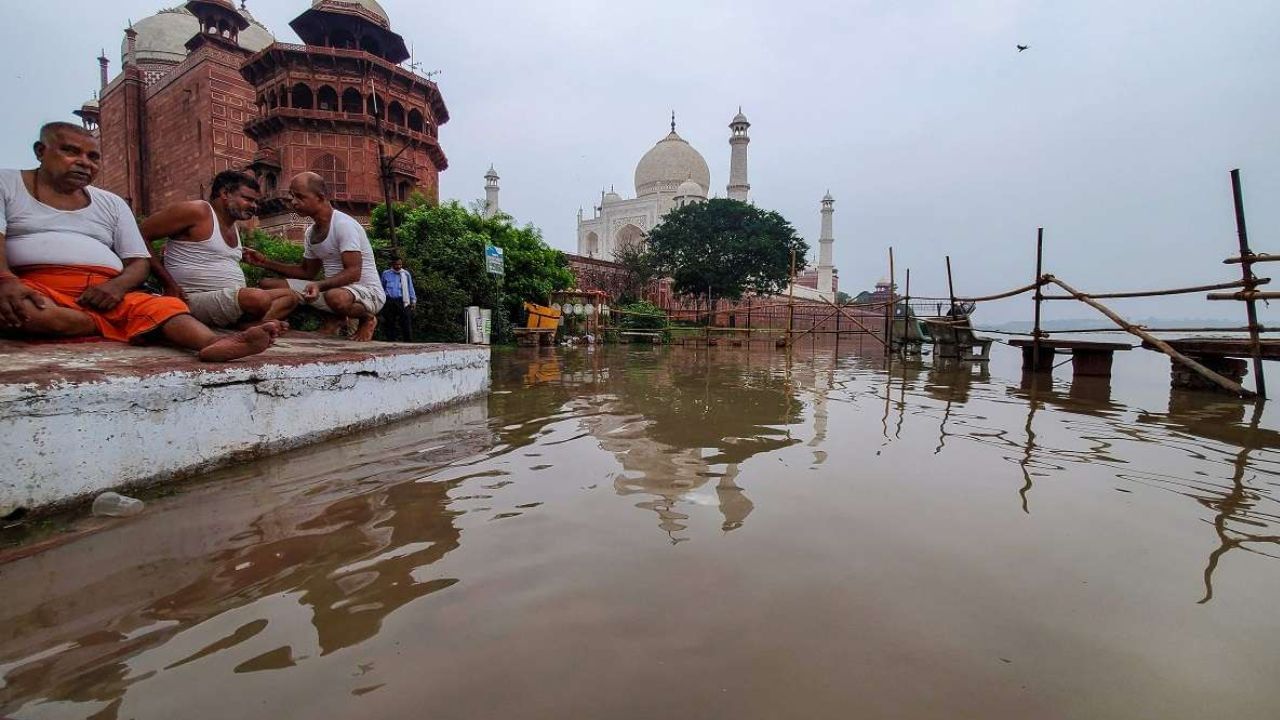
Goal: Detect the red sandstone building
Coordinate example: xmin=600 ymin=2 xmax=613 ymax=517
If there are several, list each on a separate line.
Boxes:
xmin=76 ymin=0 xmax=448 ymax=240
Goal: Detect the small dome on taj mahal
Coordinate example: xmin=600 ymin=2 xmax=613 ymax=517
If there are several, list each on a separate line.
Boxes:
xmin=675 ymin=176 xmax=705 ymax=200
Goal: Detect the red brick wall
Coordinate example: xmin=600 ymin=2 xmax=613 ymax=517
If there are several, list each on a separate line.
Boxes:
xmin=144 ymin=48 xmax=258 ymax=213
xmin=96 ymin=74 xmax=145 ymax=210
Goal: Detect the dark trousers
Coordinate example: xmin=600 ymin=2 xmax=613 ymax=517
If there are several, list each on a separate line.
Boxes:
xmin=382 ymin=297 xmax=413 ymax=342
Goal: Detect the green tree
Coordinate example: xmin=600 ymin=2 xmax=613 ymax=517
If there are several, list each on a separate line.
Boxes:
xmin=835 ymin=290 xmax=852 ymax=305
xmin=646 ymin=199 xmax=808 ymax=307
xmin=612 ymin=242 xmax=662 ymax=304
xmin=370 ymin=200 xmax=573 ymax=343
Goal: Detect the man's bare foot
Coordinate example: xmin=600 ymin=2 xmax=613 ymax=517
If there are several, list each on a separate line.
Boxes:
xmin=240 ymin=319 xmax=290 ymax=335
xmin=317 ymin=316 xmax=343 ymax=336
xmin=197 ymin=326 xmax=274 ymax=362
xmin=352 ymin=316 xmax=378 ymax=342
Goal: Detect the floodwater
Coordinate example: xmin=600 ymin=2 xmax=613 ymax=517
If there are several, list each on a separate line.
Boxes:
xmin=2 ymin=340 xmax=1279 ymax=720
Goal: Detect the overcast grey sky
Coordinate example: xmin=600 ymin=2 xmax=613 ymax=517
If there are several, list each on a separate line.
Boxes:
xmin=2 ymin=0 xmax=1277 ymax=322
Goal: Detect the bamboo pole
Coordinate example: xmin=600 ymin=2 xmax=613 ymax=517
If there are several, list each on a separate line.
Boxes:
xmin=1032 ymin=228 xmax=1045 ymax=372
xmin=1041 ymin=277 xmax=1266 ymax=300
xmin=1224 ymin=253 xmax=1279 ymax=265
xmin=787 ymin=249 xmax=796 ymax=348
xmin=1207 ymin=291 xmax=1280 ymax=301
xmin=903 ymin=267 xmax=912 ymax=354
xmin=1230 ymin=168 xmax=1266 ymax=398
xmin=887 ymin=247 xmax=896 ymax=360
xmin=945 ymin=256 xmax=956 ymax=311
xmin=824 ymin=297 xmax=888 ymax=346
xmin=1048 ymin=276 xmax=1255 ymax=398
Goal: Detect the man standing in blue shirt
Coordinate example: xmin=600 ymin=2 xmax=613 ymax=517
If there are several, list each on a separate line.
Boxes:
xmin=379 ymin=257 xmax=416 ymax=341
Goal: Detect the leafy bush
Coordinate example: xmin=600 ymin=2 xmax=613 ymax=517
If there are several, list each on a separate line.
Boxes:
xmin=369 ymin=200 xmax=573 ymax=343
xmin=616 ymin=300 xmax=667 ymax=331
xmin=240 ymin=229 xmax=303 ymax=286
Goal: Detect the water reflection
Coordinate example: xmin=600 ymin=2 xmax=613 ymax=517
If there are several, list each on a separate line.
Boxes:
xmin=2 ymin=345 xmax=1280 ymax=718
xmin=0 ymin=406 xmax=489 ymax=717
xmin=1144 ymin=399 xmax=1280 ymax=603
xmin=492 ymin=348 xmax=803 ymax=542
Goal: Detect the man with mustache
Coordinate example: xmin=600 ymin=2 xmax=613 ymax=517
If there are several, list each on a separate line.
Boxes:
xmin=0 ymin=122 xmax=278 ymax=361
xmin=143 ymin=170 xmax=298 ymax=328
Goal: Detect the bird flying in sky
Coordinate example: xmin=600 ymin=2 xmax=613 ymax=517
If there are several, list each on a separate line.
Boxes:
xmin=1017 ymin=44 xmax=1030 ymax=52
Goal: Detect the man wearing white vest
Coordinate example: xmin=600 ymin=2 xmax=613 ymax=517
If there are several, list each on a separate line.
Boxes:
xmin=143 ymin=170 xmax=298 ymax=328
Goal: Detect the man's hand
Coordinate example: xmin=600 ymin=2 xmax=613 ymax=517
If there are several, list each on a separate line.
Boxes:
xmin=303 ymin=282 xmax=320 ymax=301
xmin=0 ymin=276 xmax=46 ymax=328
xmin=163 ymin=283 xmax=188 ymax=302
xmin=77 ymin=281 xmax=127 ymax=311
xmin=241 ymin=248 xmax=266 ymax=267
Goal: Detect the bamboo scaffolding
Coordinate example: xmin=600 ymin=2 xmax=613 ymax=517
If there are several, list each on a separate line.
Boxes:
xmin=1207 ymin=291 xmax=1280 ymax=301
xmin=1225 ymin=253 xmax=1279 ymax=265
xmin=1032 ymin=228 xmax=1045 ymax=372
xmin=911 ymin=281 xmax=1042 ymax=303
xmin=1041 ymin=278 xmax=1266 ymax=300
xmin=1047 ymin=276 xmax=1254 ymax=398
xmin=887 ymin=247 xmax=896 ymax=361
xmin=824 ymin=298 xmax=889 ymax=346
xmin=1229 ymin=168 xmax=1266 ymax=398
xmin=1033 ymin=326 xmax=1268 ymax=334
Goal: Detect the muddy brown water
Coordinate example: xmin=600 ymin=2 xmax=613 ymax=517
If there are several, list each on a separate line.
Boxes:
xmin=2 ymin=341 xmax=1278 ymax=719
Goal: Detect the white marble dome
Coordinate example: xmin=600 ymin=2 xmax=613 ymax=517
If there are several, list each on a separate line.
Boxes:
xmin=674 ymin=177 xmax=705 ymax=200
xmin=634 ymin=129 xmax=711 ymax=199
xmin=312 ymin=0 xmax=390 ymax=29
xmin=122 ymin=6 xmax=274 ymax=66
xmin=602 ymin=190 xmax=624 ymax=205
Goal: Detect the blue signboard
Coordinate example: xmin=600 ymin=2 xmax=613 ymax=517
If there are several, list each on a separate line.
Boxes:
xmin=485 ymin=244 xmax=505 ymax=275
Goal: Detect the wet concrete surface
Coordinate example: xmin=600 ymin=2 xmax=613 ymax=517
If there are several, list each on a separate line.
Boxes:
xmin=1 ymin=341 xmax=1278 ymax=719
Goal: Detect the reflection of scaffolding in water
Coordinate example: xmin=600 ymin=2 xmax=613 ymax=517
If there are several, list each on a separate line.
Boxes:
xmin=864 ymin=347 xmax=1280 ymax=604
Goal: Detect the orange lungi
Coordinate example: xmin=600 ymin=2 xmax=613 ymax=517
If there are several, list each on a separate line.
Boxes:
xmin=16 ymin=265 xmax=190 ymax=342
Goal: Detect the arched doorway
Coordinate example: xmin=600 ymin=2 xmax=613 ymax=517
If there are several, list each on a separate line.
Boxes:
xmin=615 ymin=224 xmax=644 ymax=257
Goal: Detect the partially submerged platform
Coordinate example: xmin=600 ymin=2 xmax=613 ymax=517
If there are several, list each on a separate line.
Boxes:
xmin=1011 ymin=338 xmax=1134 ymax=377
xmin=1140 ymin=336 xmax=1278 ymax=393
xmin=0 ymin=334 xmax=489 ymax=516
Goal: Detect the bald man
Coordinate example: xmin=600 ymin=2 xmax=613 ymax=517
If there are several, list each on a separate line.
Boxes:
xmin=244 ymin=172 xmax=384 ymax=341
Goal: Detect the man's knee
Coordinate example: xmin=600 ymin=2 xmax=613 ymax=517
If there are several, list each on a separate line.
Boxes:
xmin=237 ymin=288 xmax=272 ymax=316
xmin=21 ymin=301 xmax=97 ymax=336
xmin=259 ymin=278 xmax=288 ymax=290
xmin=324 ymin=289 xmax=358 ymax=315
xmin=271 ymin=288 xmax=300 ymax=310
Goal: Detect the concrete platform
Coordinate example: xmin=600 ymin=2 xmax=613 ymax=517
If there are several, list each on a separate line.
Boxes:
xmin=1010 ymin=338 xmax=1134 ymax=377
xmin=0 ymin=333 xmax=489 ymax=516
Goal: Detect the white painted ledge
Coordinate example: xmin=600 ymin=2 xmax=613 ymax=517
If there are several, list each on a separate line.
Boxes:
xmin=0 ymin=334 xmax=489 ymax=514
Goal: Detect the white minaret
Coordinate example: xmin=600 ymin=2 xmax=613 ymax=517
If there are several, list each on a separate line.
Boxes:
xmin=483 ymin=165 xmax=500 ymax=218
xmin=727 ymin=108 xmax=750 ymax=202
xmin=818 ymin=192 xmax=835 ymax=298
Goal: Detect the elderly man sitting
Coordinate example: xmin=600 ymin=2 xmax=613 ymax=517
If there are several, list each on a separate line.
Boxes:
xmin=0 ymin=122 xmax=278 ymax=361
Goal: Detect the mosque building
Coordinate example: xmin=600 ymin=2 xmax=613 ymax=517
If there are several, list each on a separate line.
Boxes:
xmin=75 ymin=0 xmax=448 ymax=240
xmin=568 ymin=110 xmax=839 ymax=301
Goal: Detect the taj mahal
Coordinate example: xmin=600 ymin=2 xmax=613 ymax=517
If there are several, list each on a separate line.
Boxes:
xmin=567 ymin=109 xmax=839 ymax=301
